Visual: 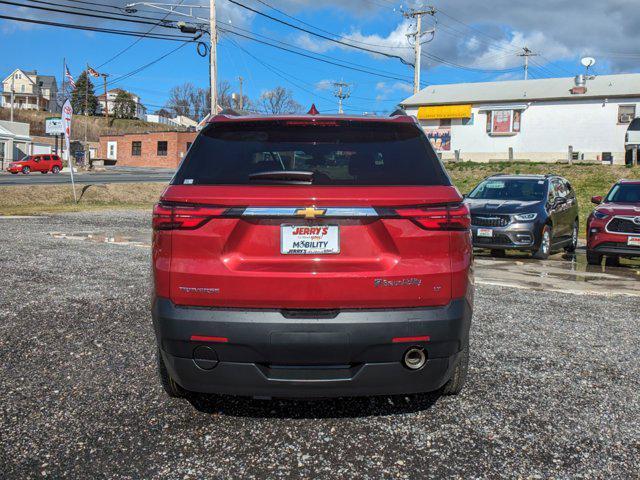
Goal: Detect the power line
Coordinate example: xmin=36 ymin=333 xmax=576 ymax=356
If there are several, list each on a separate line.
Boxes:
xmin=0 ymin=0 xmax=178 ymax=28
xmin=0 ymin=14 xmax=193 ymax=40
xmin=251 ymin=0 xmax=411 ymax=50
xmin=23 ymin=0 xmax=170 ymax=22
xmin=221 ymin=22 xmax=414 ymax=81
xmin=225 ymin=0 xmax=412 ymax=65
xmin=97 ymin=0 xmax=186 ymax=68
xmin=220 ymin=27 xmax=414 ymax=83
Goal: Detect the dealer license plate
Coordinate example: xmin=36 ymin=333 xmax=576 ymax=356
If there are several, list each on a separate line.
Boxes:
xmin=281 ymin=225 xmax=340 ymax=254
xmin=477 ymin=228 xmax=494 ymax=238
xmin=628 ymin=236 xmax=640 ymax=247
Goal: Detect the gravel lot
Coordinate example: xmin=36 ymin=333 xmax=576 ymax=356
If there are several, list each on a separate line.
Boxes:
xmin=1 ymin=210 xmax=639 ymax=479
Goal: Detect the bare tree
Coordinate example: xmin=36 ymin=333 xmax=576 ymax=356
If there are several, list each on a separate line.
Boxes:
xmin=166 ymin=82 xmax=194 ymax=118
xmin=258 ymin=87 xmax=302 ymax=114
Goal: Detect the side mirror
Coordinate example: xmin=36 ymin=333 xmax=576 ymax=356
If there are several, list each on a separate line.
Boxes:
xmin=591 ymin=195 xmax=603 ymax=205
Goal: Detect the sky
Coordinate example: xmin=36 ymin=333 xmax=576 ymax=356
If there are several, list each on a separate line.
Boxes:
xmin=2 ymin=0 xmax=640 ymax=116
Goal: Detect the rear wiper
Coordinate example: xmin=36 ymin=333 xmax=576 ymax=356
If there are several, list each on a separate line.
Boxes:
xmin=249 ymin=170 xmax=314 ymax=184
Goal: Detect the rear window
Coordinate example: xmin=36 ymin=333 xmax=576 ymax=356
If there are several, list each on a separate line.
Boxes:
xmin=172 ymin=120 xmax=450 ymax=186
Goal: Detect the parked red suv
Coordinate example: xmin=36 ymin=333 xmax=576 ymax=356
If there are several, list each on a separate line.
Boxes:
xmin=587 ymin=180 xmax=640 ymax=264
xmin=6 ymin=154 xmax=62 ymax=174
xmin=152 ymin=114 xmax=473 ymax=399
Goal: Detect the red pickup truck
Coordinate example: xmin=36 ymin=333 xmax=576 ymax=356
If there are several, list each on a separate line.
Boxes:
xmin=7 ymin=154 xmax=62 ymax=174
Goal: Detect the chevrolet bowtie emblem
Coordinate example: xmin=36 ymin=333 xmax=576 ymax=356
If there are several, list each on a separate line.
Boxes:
xmin=295 ymin=207 xmax=326 ymax=219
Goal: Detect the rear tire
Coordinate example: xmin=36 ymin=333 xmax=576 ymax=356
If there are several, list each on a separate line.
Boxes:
xmin=532 ymin=225 xmax=552 ymax=260
xmin=586 ymin=250 xmax=602 ymax=266
xmin=157 ymin=348 xmax=186 ymax=398
xmin=441 ymin=339 xmax=469 ymax=396
xmin=490 ymin=249 xmax=507 ymax=258
xmin=564 ymin=221 xmax=579 ymax=253
xmin=52 ymin=166 xmax=60 ymax=174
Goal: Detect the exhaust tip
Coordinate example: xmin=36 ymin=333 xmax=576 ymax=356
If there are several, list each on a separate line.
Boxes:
xmin=403 ymin=347 xmax=427 ymax=370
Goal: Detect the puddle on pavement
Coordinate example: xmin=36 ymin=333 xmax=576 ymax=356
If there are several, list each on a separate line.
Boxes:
xmin=49 ymin=231 xmax=151 ymax=248
xmin=475 ymin=249 xmax=640 ymax=297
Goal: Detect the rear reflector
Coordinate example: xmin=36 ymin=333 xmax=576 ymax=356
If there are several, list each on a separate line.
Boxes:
xmin=395 ymin=203 xmax=470 ymax=231
xmin=153 ymin=203 xmax=227 ymax=230
xmin=392 ymin=336 xmax=430 ymax=343
xmin=190 ymin=335 xmax=229 ymax=343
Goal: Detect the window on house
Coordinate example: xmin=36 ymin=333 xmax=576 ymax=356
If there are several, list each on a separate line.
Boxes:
xmin=618 ymin=105 xmax=636 ymax=124
xmin=20 ymin=85 xmax=25 ymax=93
xmin=131 ymin=141 xmax=142 ymax=156
xmin=485 ymin=110 xmax=523 ymax=135
xmin=157 ymin=141 xmax=168 ymax=156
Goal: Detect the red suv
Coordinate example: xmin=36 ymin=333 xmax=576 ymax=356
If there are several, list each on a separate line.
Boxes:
xmin=152 ymin=114 xmax=473 ymax=399
xmin=587 ymin=180 xmax=640 ymax=264
xmin=6 ymin=154 xmax=62 ymax=174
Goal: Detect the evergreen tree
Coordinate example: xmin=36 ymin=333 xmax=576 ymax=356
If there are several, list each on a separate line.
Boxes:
xmin=113 ymin=91 xmax=137 ymax=119
xmin=71 ymin=71 xmax=98 ymax=115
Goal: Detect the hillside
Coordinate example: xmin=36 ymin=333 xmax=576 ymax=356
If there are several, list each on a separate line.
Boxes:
xmin=0 ymin=108 xmax=183 ymax=142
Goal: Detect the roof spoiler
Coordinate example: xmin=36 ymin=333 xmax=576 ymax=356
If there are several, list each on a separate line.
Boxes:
xmin=390 ymin=107 xmax=408 ymax=116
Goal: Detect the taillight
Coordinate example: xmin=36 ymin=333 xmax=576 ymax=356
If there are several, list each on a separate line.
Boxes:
xmin=395 ymin=203 xmax=471 ymax=231
xmin=152 ymin=203 xmax=227 ymax=230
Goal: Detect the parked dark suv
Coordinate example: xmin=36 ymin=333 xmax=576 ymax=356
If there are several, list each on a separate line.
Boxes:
xmin=152 ymin=114 xmax=473 ymax=399
xmin=465 ymin=174 xmax=579 ymax=259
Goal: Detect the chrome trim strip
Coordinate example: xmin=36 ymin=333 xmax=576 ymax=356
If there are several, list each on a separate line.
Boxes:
xmin=242 ymin=207 xmax=378 ymax=217
xmin=604 ymin=215 xmax=640 ymax=236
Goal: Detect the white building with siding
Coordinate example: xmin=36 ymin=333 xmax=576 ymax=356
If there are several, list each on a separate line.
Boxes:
xmin=400 ymin=73 xmax=640 ymax=165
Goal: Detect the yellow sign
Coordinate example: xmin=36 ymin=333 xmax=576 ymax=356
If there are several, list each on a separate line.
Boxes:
xmin=295 ymin=207 xmax=326 ymax=219
xmin=418 ymin=105 xmax=472 ymax=120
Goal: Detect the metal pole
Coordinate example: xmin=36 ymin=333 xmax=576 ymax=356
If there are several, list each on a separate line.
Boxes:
xmin=103 ymin=74 xmax=109 ymax=126
xmin=524 ymin=54 xmax=529 ymax=81
xmin=10 ymin=74 xmax=15 ymax=122
xmin=84 ymin=64 xmax=89 ymax=168
xmin=238 ymin=76 xmax=243 ymax=111
xmin=209 ymin=0 xmax=218 ymax=115
xmin=414 ymin=13 xmax=422 ymax=95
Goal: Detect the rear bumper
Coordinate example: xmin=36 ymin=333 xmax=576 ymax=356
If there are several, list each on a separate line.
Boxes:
xmin=152 ymin=297 xmax=472 ymax=398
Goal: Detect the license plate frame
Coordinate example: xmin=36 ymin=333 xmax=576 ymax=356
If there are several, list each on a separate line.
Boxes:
xmin=281 ymin=224 xmax=340 ymax=255
xmin=628 ymin=236 xmax=640 ymax=247
xmin=477 ymin=228 xmax=494 ymax=238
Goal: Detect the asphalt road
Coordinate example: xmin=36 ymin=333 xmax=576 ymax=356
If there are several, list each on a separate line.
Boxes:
xmin=0 ymin=168 xmax=173 ymax=185
xmin=1 ymin=211 xmax=639 ymax=478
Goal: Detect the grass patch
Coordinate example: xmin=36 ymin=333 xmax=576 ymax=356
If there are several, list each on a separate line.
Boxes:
xmin=0 ymin=182 xmax=165 ymax=215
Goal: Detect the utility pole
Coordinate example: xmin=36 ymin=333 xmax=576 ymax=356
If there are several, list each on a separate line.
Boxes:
xmin=10 ymin=73 xmax=15 ymax=122
xmin=84 ymin=64 xmax=89 ymax=169
xmin=332 ymin=80 xmax=351 ymax=114
xmin=102 ymin=73 xmax=110 ymax=126
xmin=238 ymin=76 xmax=244 ymax=111
xmin=209 ymin=0 xmax=218 ymax=116
xmin=404 ymin=6 xmax=436 ymax=95
xmin=518 ymin=47 xmax=539 ymax=80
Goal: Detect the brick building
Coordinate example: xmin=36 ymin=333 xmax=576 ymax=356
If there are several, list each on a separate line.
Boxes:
xmin=98 ymin=131 xmax=198 ymax=168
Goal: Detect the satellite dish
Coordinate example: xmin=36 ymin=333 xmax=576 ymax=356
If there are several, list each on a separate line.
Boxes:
xmin=581 ymin=57 xmax=596 ymax=68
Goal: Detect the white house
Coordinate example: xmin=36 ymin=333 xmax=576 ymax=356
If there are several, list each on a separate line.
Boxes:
xmin=1 ymin=69 xmax=59 ymax=113
xmin=0 ymin=120 xmax=33 ymax=167
xmin=97 ymin=88 xmax=146 ymax=119
xmin=400 ymin=73 xmax=640 ymax=164
xmin=145 ymin=114 xmax=199 ymax=130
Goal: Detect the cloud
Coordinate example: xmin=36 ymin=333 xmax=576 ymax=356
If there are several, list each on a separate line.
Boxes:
xmin=315 ymin=79 xmax=333 ymax=90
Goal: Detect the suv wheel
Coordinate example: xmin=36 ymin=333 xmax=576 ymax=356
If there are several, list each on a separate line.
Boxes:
xmin=21 ymin=166 xmax=30 ymax=174
xmin=157 ymin=348 xmax=186 ymax=398
xmin=532 ymin=225 xmax=552 ymax=260
xmin=52 ymin=166 xmax=60 ymax=174
xmin=586 ymin=250 xmax=602 ymax=266
xmin=564 ymin=221 xmax=579 ymax=253
xmin=441 ymin=339 xmax=469 ymax=396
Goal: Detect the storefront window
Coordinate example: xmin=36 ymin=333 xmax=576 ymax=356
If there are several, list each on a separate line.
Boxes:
xmin=486 ymin=110 xmax=523 ymax=135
